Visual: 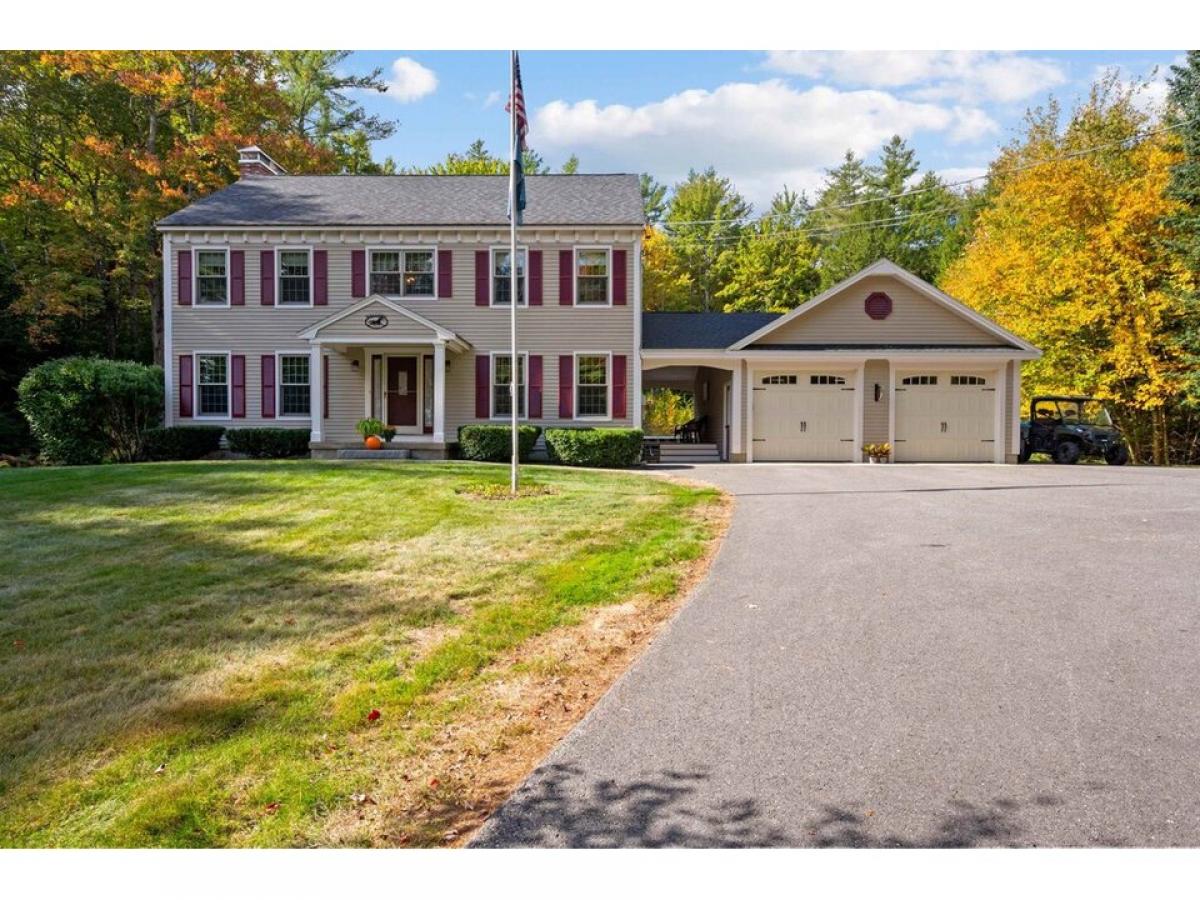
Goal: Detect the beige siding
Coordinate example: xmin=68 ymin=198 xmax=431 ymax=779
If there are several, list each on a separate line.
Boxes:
xmin=862 ymin=358 xmax=890 ymax=444
xmin=749 ymin=276 xmax=1002 ymax=347
xmin=167 ymin=235 xmax=638 ymax=436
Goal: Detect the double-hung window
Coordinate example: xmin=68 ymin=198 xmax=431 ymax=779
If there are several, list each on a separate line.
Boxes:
xmin=492 ymin=353 xmax=527 ymax=419
xmin=278 ymin=250 xmax=312 ymax=306
xmin=576 ymin=354 xmax=610 ymax=419
xmin=279 ymin=355 xmax=311 ymax=417
xmin=492 ymin=248 xmax=526 ymax=306
xmin=369 ymin=249 xmax=435 ymax=297
xmin=575 ymin=248 xmax=610 ymax=306
xmin=195 ymin=249 xmax=229 ymax=305
xmin=196 ymin=353 xmax=229 ymax=417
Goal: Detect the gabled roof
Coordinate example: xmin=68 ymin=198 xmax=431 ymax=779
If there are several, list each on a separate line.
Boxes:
xmin=157 ymin=174 xmax=645 ymax=228
xmin=298 ymin=295 xmax=470 ymax=350
xmin=728 ymin=259 xmax=1040 ymax=355
xmin=642 ymin=312 xmax=781 ymax=349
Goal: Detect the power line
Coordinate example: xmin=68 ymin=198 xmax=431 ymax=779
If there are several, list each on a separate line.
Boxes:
xmin=658 ymin=117 xmax=1196 ymax=230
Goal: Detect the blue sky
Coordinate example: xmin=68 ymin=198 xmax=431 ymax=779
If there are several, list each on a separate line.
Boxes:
xmin=346 ymin=50 xmax=1182 ymax=209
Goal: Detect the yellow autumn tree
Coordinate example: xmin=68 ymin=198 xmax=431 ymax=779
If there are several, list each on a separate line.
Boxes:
xmin=641 ymin=226 xmax=694 ymax=311
xmin=941 ymin=78 xmax=1195 ymax=463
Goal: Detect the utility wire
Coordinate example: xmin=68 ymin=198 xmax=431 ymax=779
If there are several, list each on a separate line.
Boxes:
xmin=657 ymin=117 xmax=1195 ymax=230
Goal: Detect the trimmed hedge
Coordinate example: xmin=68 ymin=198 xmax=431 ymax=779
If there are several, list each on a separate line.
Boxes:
xmin=457 ymin=424 xmax=542 ymax=462
xmin=18 ymin=357 xmax=163 ymax=465
xmin=544 ymin=427 xmax=644 ymax=468
xmin=143 ymin=425 xmax=225 ymax=461
xmin=225 ymin=427 xmax=310 ymax=459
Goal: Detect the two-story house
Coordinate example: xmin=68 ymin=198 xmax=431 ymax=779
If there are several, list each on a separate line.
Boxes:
xmin=157 ymin=147 xmax=643 ymax=459
xmin=158 ymin=147 xmax=1039 ymax=464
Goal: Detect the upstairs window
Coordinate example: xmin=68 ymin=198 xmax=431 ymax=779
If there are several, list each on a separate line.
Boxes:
xmin=368 ymin=249 xmax=434 ymax=296
xmin=576 ymin=354 xmax=610 ymax=418
xmin=901 ymin=375 xmax=938 ymax=386
xmin=403 ymin=250 xmax=434 ymax=296
xmin=491 ymin=353 xmax=527 ymax=419
xmin=195 ymin=249 xmax=229 ymax=305
xmin=278 ymin=250 xmax=311 ymax=306
xmin=370 ymin=250 xmax=403 ymax=294
xmin=492 ymin=248 xmax=527 ymax=306
xmin=279 ymin=355 xmax=311 ymax=416
xmin=575 ymin=248 xmax=611 ymax=305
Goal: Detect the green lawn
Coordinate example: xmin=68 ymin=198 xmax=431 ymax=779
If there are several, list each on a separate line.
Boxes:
xmin=0 ymin=460 xmax=722 ymax=847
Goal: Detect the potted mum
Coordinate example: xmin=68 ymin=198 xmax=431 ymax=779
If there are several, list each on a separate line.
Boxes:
xmin=863 ymin=442 xmax=892 ymax=464
xmin=356 ymin=417 xmax=386 ymax=450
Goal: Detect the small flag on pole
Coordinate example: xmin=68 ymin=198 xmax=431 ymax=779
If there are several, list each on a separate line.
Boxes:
xmin=506 ymin=52 xmax=528 ymax=225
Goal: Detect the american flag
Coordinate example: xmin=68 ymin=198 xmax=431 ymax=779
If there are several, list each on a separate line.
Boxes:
xmin=506 ymin=52 xmax=528 ymax=152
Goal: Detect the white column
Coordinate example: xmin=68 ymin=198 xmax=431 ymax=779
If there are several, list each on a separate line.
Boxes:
xmin=731 ymin=361 xmax=743 ymax=456
xmin=310 ymin=344 xmax=323 ymax=443
xmin=632 ymin=235 xmax=643 ymax=429
xmin=162 ymin=234 xmax=173 ymax=427
xmin=1010 ymin=361 xmax=1022 ymax=456
xmin=433 ymin=341 xmax=446 ymax=443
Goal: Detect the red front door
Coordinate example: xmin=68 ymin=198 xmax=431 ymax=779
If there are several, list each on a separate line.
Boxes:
xmin=386 ymin=357 xmax=418 ymax=428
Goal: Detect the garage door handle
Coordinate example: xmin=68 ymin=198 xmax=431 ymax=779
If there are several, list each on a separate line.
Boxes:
xmin=799 ymin=420 xmax=807 ymax=432
xmin=940 ymin=421 xmax=948 ymax=433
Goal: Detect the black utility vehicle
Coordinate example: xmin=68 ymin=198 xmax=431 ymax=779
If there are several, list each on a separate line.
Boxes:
xmin=1019 ymin=396 xmax=1129 ymax=465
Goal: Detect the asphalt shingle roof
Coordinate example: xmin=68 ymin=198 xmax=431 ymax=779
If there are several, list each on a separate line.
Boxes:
xmin=641 ymin=312 xmax=781 ymax=349
xmin=157 ymin=174 xmax=645 ymax=228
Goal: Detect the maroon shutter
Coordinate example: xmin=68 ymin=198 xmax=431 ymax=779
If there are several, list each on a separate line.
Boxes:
xmin=612 ymin=354 xmax=627 ymax=419
xmin=612 ymin=249 xmax=627 ymax=305
xmin=323 ymin=355 xmax=329 ymax=419
xmin=177 ymin=250 xmax=192 ymax=306
xmin=474 ymin=250 xmax=489 ymax=306
xmin=313 ymin=250 xmax=328 ymax=305
xmin=230 ymin=251 xmax=245 ymax=305
xmin=351 ymin=249 xmax=366 ymax=298
xmin=260 ymin=355 xmax=276 ymax=419
xmin=558 ymin=355 xmax=574 ymax=419
xmin=437 ymin=249 xmax=452 ymax=298
xmin=558 ymin=249 xmax=573 ymax=305
xmin=528 ymin=250 xmax=543 ymax=306
xmin=260 ymin=250 xmax=275 ymax=306
xmin=178 ymin=354 xmax=193 ymax=417
xmin=529 ymin=354 xmax=543 ymax=419
xmin=231 ymin=354 xmax=246 ymax=417
xmin=475 ymin=355 xmax=490 ymax=419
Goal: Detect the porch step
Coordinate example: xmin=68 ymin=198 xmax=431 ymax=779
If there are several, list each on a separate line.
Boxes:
xmin=656 ymin=442 xmax=721 ymax=464
xmin=336 ymin=448 xmax=412 ymax=460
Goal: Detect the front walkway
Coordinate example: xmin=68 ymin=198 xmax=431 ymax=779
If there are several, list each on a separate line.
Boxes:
xmin=474 ymin=463 xmax=1200 ymax=847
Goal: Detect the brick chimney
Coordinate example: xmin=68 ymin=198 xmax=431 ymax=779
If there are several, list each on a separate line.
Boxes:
xmin=237 ymin=145 xmax=287 ymax=178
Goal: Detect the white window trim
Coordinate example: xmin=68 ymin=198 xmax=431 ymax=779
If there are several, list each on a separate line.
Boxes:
xmin=192 ymin=246 xmax=230 ymax=308
xmin=573 ymin=245 xmax=613 ymax=307
xmin=489 ymin=351 xmax=529 ymax=421
xmin=367 ymin=246 xmax=438 ymax=299
xmin=573 ymin=351 xmax=613 ymax=421
xmin=489 ymin=245 xmax=528 ymax=307
xmin=193 ymin=351 xmax=232 ymax=420
xmin=276 ymin=351 xmax=313 ymax=420
xmin=275 ymin=247 xmax=314 ymax=308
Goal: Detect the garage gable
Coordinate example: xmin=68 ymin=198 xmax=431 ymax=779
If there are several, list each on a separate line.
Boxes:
xmin=731 ymin=260 xmax=1037 ymax=352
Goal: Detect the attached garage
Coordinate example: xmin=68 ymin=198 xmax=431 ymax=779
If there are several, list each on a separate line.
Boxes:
xmin=752 ymin=370 xmax=856 ymax=461
xmin=894 ymin=371 xmax=996 ymax=462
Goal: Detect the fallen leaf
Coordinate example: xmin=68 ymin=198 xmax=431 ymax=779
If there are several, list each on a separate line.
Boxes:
xmin=442 ymin=829 xmax=459 ymax=842
xmin=153 ymin=763 xmax=166 ymax=775
xmin=366 ymin=709 xmax=381 ymax=722
xmin=866 ymin=809 xmax=875 ymax=817
xmin=265 ymin=802 xmax=280 ymax=814
xmin=351 ymin=793 xmax=376 ymax=806
xmin=12 ymin=640 xmax=25 ymax=650
xmin=429 ymin=777 xmax=440 ymax=788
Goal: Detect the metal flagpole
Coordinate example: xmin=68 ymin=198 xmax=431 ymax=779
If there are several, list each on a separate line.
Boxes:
xmin=508 ymin=49 xmax=519 ymax=493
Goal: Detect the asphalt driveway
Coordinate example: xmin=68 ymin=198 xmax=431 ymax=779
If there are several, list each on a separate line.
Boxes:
xmin=474 ymin=463 xmax=1200 ymax=847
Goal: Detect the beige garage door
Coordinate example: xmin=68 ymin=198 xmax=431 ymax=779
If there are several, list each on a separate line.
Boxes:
xmin=752 ymin=371 xmax=856 ymax=461
xmin=894 ymin=372 xmax=995 ymax=462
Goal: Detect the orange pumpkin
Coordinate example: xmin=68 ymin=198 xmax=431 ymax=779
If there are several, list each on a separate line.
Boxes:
xmin=365 ymin=435 xmax=383 ymax=450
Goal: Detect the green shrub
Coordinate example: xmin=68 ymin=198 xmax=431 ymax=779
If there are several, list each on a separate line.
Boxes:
xmin=544 ymin=427 xmax=644 ymax=468
xmin=457 ymin=424 xmax=542 ymax=462
xmin=356 ymin=417 xmax=385 ymax=438
xmin=17 ymin=357 xmax=163 ymax=465
xmin=225 ymin=427 xmax=310 ymax=459
xmin=143 ymin=425 xmax=225 ymax=461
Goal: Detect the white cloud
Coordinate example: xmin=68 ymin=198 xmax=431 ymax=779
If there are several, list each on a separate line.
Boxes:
xmin=384 ymin=57 xmax=437 ymax=103
xmin=1094 ymin=60 xmax=1181 ymax=118
xmin=532 ymin=79 xmax=994 ymax=209
xmin=481 ymin=90 xmax=503 ymax=109
xmin=765 ymin=51 xmax=1066 ymax=104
